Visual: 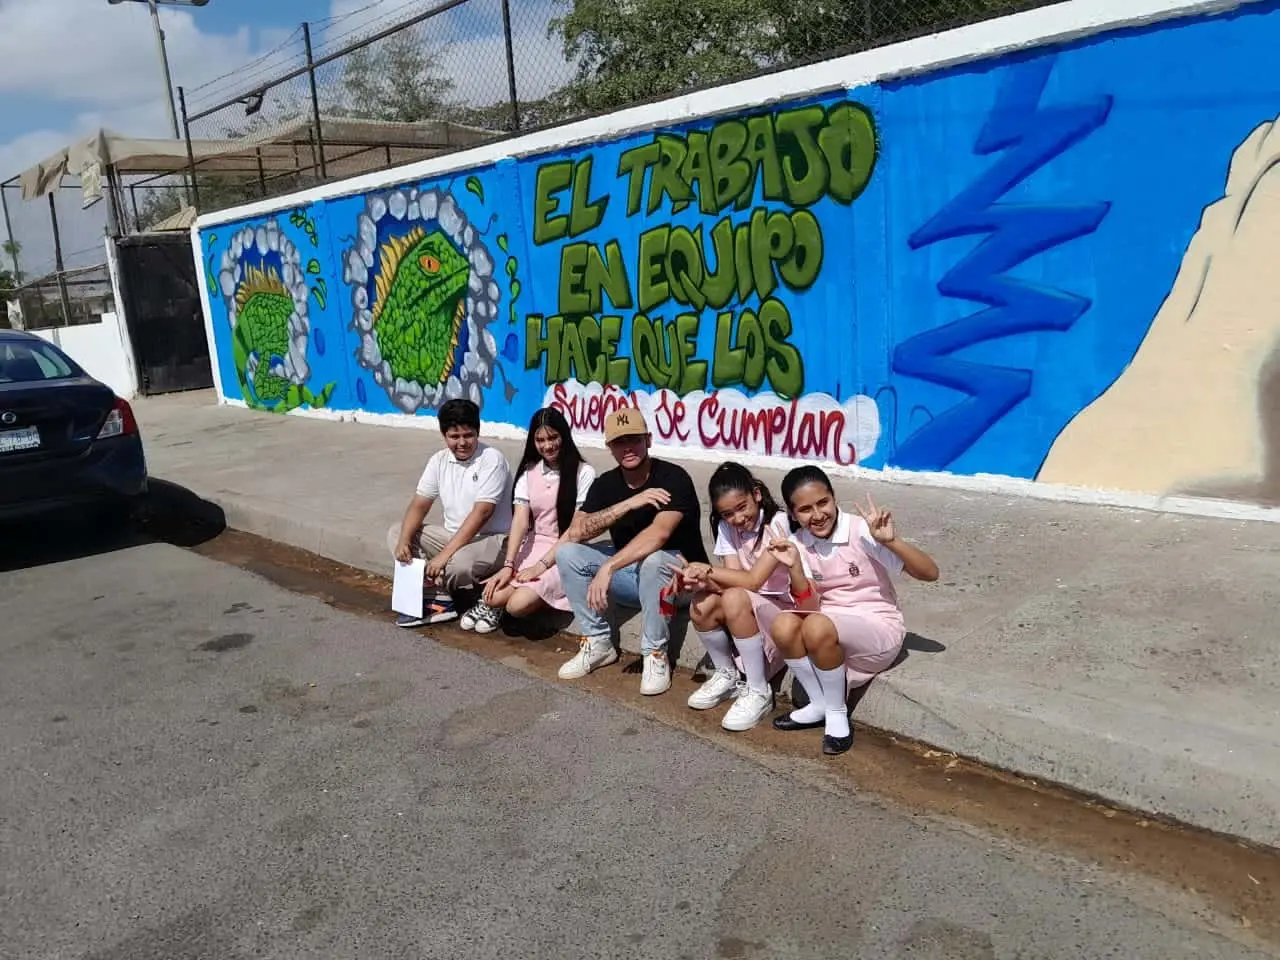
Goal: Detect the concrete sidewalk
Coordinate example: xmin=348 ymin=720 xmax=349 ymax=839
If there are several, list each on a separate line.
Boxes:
xmin=137 ymin=391 xmax=1280 ymax=846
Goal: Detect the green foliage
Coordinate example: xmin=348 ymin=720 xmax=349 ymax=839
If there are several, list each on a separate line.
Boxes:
xmin=331 ymin=30 xmax=458 ymax=123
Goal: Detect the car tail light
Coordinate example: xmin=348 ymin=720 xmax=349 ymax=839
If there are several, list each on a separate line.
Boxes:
xmin=96 ymin=397 xmax=138 ymax=440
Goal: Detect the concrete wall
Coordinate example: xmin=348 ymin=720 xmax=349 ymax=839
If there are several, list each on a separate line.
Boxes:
xmin=193 ymin=0 xmax=1280 ymax=509
xmin=30 ymin=311 xmax=139 ymax=399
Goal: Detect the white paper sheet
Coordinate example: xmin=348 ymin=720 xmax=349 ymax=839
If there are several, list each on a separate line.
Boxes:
xmin=391 ymin=559 xmax=426 ymax=617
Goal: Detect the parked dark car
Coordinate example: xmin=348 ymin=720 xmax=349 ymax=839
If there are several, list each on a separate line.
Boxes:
xmin=0 ymin=330 xmax=147 ymax=522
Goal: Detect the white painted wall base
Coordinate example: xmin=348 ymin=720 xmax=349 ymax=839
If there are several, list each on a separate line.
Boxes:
xmin=31 ymin=312 xmax=139 ymax=399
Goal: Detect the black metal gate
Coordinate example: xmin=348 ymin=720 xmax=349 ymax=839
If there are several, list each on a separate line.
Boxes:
xmin=115 ymin=233 xmax=213 ymax=396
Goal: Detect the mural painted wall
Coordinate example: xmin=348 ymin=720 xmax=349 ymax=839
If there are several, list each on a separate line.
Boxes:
xmin=197 ymin=1 xmax=1280 ymax=504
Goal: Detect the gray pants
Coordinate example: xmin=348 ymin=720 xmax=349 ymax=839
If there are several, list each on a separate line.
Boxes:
xmin=386 ymin=523 xmax=507 ymax=599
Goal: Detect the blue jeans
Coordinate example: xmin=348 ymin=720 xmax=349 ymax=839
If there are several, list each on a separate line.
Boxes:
xmin=556 ymin=542 xmax=683 ymax=654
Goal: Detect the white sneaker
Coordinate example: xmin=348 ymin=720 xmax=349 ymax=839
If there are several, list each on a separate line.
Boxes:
xmin=470 ymin=602 xmax=503 ymax=634
xmin=722 ymin=685 xmax=774 ymax=732
xmin=640 ymin=651 xmax=671 ymax=696
xmin=459 ymin=604 xmax=482 ymax=631
xmin=558 ymin=636 xmax=618 ymax=680
xmin=687 ymin=667 xmax=740 ymax=710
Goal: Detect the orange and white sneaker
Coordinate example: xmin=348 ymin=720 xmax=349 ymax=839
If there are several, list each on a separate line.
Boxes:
xmin=558 ymin=636 xmax=618 ymax=679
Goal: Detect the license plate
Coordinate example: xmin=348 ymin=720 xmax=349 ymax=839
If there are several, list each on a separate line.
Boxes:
xmin=0 ymin=426 xmax=40 ymax=453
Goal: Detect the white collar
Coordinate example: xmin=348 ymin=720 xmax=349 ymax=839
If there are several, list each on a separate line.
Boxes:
xmin=797 ymin=510 xmax=852 ymax=547
xmin=539 ymin=459 xmax=561 ymax=476
xmin=447 ymin=441 xmax=486 ymax=465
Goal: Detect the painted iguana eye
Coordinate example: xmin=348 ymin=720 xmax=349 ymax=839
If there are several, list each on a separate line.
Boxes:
xmin=419 ymin=254 xmax=442 ymax=274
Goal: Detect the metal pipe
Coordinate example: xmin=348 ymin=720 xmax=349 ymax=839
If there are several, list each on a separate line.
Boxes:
xmin=0 ymin=184 xmax=20 ymax=282
xmin=500 ymin=0 xmax=520 ymax=132
xmin=178 ymin=86 xmax=201 ymax=208
xmin=48 ymin=193 xmax=72 ymax=325
xmin=302 ymin=22 xmax=328 ymax=180
xmin=147 ymin=0 xmax=182 ymax=140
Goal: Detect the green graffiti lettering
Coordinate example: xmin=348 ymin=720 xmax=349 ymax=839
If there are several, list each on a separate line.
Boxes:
xmin=737 ymin=308 xmax=767 ymax=391
xmin=709 ymin=120 xmax=749 ymax=214
xmin=711 ymin=311 xmax=744 ymax=387
xmin=617 ymin=141 xmax=660 ymax=218
xmin=649 ymin=136 xmax=693 ymax=215
xmin=583 ymin=239 xmax=632 ymax=311
xmin=760 ymin=297 xmax=804 ymax=398
xmin=681 ymin=131 xmax=717 ymax=215
xmin=779 ymin=210 xmax=823 ymax=290
xmin=675 ymin=313 xmax=707 ymax=394
xmin=666 ymin=226 xmax=706 ymax=310
xmin=702 ymin=218 xmax=736 ymax=310
xmin=638 ymin=226 xmax=670 ymax=312
xmin=533 ymin=161 xmax=573 ymax=245
xmin=820 ymin=102 xmax=877 ymax=204
xmin=775 ymin=106 xmax=827 ymax=207
xmin=733 ymin=222 xmax=753 ymax=304
xmin=741 ymin=114 xmax=784 ymax=207
xmin=568 ymin=157 xmax=609 ymax=236
xmin=560 ymin=314 xmax=597 ymax=381
xmin=632 ymin=314 xmax=674 ymax=389
xmin=525 ymin=313 xmax=564 ymax=384
xmin=600 ymin=314 xmax=632 ymax=388
xmin=558 ymin=242 xmax=591 ymax=314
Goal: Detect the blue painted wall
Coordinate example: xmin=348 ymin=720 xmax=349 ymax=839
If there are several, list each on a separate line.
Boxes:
xmin=197 ymin=1 xmax=1280 ymax=494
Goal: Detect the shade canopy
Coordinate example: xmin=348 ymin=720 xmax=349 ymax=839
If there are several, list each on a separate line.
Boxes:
xmin=14 ymin=116 xmax=502 ymax=200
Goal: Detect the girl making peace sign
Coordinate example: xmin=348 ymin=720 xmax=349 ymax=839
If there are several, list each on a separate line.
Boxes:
xmin=762 ymin=466 xmax=939 ymax=756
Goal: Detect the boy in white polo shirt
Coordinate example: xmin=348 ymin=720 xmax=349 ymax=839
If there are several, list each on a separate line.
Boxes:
xmin=388 ymin=399 xmax=513 ymax=626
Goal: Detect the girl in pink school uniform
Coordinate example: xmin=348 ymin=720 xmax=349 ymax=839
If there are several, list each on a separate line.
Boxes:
xmin=763 ymin=465 xmax=939 ymax=756
xmin=674 ymin=463 xmax=793 ymax=732
xmin=461 ymin=408 xmax=595 ymax=633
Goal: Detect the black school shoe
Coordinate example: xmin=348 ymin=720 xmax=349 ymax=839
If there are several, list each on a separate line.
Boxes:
xmin=773 ymin=715 xmax=824 ymax=732
xmin=822 ymin=732 xmax=854 ymax=755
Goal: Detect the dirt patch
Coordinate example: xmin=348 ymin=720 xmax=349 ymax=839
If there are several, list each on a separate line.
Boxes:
xmin=189 ymin=527 xmax=1280 ymax=949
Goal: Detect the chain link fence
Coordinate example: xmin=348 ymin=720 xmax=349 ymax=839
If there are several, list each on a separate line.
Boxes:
xmin=173 ymin=0 xmax=1064 ymax=212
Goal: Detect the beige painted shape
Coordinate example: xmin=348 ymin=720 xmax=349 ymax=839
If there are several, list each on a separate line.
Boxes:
xmin=1039 ymin=117 xmax=1280 ymax=499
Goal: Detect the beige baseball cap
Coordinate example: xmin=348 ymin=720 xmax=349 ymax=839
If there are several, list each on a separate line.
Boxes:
xmin=603 ymin=407 xmax=648 ymax=444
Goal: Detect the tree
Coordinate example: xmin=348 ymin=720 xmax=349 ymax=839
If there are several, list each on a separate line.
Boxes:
xmin=330 ymin=29 xmax=458 ymax=123
xmin=550 ymin=0 xmax=776 ymax=114
xmin=2 ymin=239 xmax=21 ymax=286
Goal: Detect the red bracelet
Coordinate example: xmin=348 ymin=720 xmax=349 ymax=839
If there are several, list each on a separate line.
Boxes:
xmin=791 ymin=583 xmax=814 ymax=602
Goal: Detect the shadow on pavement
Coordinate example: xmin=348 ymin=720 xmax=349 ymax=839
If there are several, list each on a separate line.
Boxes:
xmin=0 ymin=479 xmax=226 ymax=573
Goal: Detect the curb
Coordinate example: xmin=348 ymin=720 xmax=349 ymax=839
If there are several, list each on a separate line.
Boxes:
xmin=148 ymin=478 xmax=1280 ymax=849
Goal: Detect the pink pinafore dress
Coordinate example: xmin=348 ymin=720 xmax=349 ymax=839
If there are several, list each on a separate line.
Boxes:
xmin=512 ymin=465 xmax=572 ymax=611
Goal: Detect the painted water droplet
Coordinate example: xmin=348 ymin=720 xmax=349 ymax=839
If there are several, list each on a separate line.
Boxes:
xmin=502 ymin=333 xmax=519 ymax=362
xmin=314 ymin=328 xmax=326 ymax=356
xmin=356 ymin=379 xmax=367 ymax=405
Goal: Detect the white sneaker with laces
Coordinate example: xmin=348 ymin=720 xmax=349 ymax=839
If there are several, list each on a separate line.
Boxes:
xmin=687 ymin=667 xmax=739 ymax=710
xmin=470 ymin=602 xmax=503 ymax=634
xmin=558 ymin=636 xmax=618 ymax=679
xmin=722 ymin=685 xmax=774 ymax=731
xmin=640 ymin=651 xmax=671 ymax=696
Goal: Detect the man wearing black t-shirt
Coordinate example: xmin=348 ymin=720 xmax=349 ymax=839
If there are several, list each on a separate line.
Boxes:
xmin=555 ymin=407 xmax=708 ymax=696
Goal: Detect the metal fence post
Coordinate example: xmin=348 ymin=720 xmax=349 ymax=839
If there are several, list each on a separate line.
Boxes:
xmin=48 ymin=193 xmax=72 ymax=326
xmin=303 ymin=22 xmax=328 ymax=180
xmin=178 ymin=86 xmax=201 ymax=209
xmin=500 ymin=0 xmax=520 ymax=132
xmin=0 ymin=184 xmax=20 ymax=282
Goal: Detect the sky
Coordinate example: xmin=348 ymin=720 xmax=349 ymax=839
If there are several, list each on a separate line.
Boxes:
xmin=0 ymin=0 xmax=573 ymax=278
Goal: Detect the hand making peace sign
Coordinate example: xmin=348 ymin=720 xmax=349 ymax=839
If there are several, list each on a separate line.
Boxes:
xmin=853 ymin=494 xmax=896 ymax=544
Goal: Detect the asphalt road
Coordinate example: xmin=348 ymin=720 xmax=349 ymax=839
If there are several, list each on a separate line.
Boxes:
xmin=0 ymin=525 xmax=1271 ymax=960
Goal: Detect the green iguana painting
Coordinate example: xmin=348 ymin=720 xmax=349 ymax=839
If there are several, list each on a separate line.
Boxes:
xmin=233 ymin=264 xmax=293 ymax=405
xmin=371 ymin=227 xmax=471 ymax=387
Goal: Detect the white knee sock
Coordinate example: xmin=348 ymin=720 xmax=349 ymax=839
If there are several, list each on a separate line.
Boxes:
xmin=696 ymin=628 xmax=736 ymax=674
xmin=816 ymin=665 xmax=850 ymax=739
xmin=734 ymin=633 xmax=769 ymax=695
xmin=785 ymin=657 xmax=826 ymax=724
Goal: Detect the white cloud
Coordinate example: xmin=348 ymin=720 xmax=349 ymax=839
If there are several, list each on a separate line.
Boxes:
xmin=0 ymin=0 xmax=294 ymax=272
